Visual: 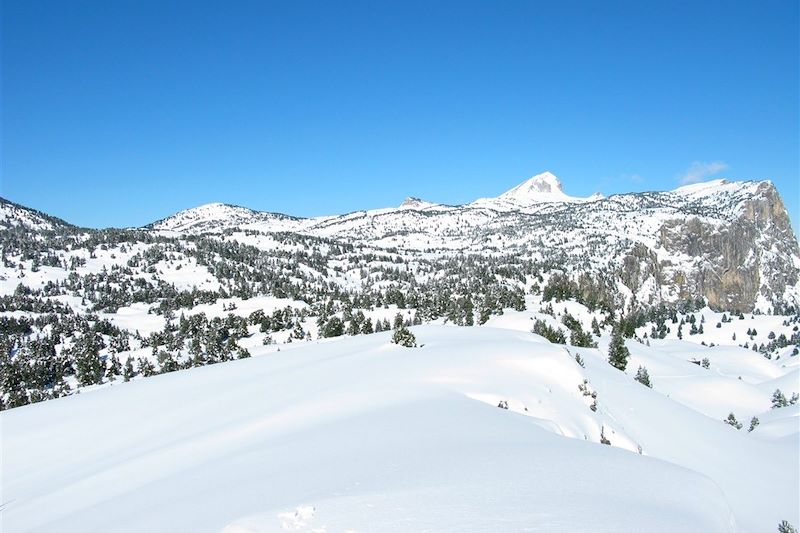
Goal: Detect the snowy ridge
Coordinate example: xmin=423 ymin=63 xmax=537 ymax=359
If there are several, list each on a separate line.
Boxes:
xmin=7 ymin=324 xmax=797 ymax=532
xmin=0 ymin=197 xmax=73 ymax=232
xmin=150 ymin=202 xmax=303 ymax=233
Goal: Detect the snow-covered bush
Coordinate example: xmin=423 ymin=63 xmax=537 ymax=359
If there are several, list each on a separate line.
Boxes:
xmin=392 ymin=325 xmax=417 ymax=348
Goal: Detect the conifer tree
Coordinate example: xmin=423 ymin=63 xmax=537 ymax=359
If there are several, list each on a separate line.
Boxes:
xmin=391 ymin=325 xmax=417 ymax=348
xmin=74 ymin=332 xmax=105 ymax=386
xmin=105 ymin=355 xmax=121 ymax=380
xmin=608 ymin=325 xmax=630 ymax=371
xmin=772 ymin=389 xmax=788 ymax=409
xmin=362 ymin=318 xmax=374 ymax=334
xmin=123 ymin=356 xmax=136 ymax=382
xmin=635 ymin=366 xmax=652 ymax=388
xmin=724 ymin=412 xmax=742 ymax=430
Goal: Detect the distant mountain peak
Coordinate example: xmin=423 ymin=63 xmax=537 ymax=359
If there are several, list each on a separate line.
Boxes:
xmin=398 ymin=197 xmax=436 ymax=210
xmin=400 ymin=197 xmax=424 ymax=207
xmin=520 ymin=171 xmax=564 ymax=193
xmin=497 ymin=171 xmax=574 ymax=204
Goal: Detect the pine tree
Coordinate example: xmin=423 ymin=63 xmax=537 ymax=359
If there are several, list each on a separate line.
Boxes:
xmin=724 ymin=412 xmax=742 ymax=430
xmin=74 ymin=332 xmax=105 ymax=386
xmin=346 ymin=318 xmax=360 ymax=336
xmin=772 ymin=389 xmax=788 ymax=409
xmin=463 ymin=297 xmax=474 ymax=326
xmin=362 ymin=318 xmax=374 ymax=334
xmin=105 ymin=355 xmax=121 ymax=380
xmin=608 ymin=325 xmax=630 ymax=371
xmin=137 ymin=358 xmax=156 ymax=377
xmin=748 ymin=416 xmax=759 ymax=432
xmin=778 ymin=520 xmax=797 ymax=533
xmin=635 ymin=366 xmax=652 ymax=388
xmin=236 ymin=347 xmax=251 ymax=359
xmin=532 ymin=319 xmax=566 ymax=344
xmin=292 ymin=322 xmax=306 ymax=340
xmin=320 ymin=317 xmax=344 ymax=338
xmin=123 ymin=356 xmax=136 ymax=382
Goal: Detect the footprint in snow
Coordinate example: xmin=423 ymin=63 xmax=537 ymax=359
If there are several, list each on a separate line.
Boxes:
xmin=278 ymin=505 xmax=316 ymax=530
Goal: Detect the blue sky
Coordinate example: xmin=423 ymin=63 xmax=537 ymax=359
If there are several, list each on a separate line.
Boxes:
xmin=2 ymin=0 xmax=798 ymax=230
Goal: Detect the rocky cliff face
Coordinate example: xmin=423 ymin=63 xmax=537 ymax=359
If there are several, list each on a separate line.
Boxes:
xmin=657 ymin=182 xmax=798 ymax=312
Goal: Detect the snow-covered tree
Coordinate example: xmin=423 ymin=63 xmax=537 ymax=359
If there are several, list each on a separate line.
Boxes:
xmin=635 ymin=366 xmax=652 ymax=388
xmin=724 ymin=413 xmax=742 ymax=430
xmin=772 ymin=389 xmax=788 ymax=409
xmin=391 ymin=325 xmax=417 ymax=348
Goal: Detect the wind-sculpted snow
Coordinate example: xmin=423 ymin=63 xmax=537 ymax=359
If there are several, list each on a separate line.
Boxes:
xmin=5 ymin=326 xmax=781 ymax=533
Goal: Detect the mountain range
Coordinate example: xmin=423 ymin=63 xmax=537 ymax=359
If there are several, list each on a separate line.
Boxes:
xmin=2 ymin=172 xmax=799 ymax=315
xmin=131 ymin=173 xmax=796 ymax=312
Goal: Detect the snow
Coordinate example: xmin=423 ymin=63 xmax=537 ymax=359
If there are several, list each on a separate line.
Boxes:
xmin=3 ymin=325 xmax=797 ymax=532
xmin=672 ymin=178 xmax=731 ymax=195
xmin=751 ymin=404 xmax=800 ymax=442
xmin=496 ymin=171 xmax=584 ymax=204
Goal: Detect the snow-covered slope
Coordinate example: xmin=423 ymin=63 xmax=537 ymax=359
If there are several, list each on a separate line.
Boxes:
xmin=5 ymin=325 xmax=796 ymax=532
xmin=0 ymin=197 xmax=75 ymax=232
xmin=149 ymin=202 xmax=303 ymax=233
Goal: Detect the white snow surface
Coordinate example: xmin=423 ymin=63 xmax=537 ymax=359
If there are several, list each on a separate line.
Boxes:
xmin=3 ymin=325 xmax=797 ymax=532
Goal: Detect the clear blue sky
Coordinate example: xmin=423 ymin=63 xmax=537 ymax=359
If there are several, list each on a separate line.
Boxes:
xmin=2 ymin=0 xmax=798 ymax=230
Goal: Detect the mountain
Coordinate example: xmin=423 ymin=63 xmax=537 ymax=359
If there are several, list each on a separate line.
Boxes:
xmin=492 ymin=170 xmax=588 ymax=205
xmin=148 ymin=202 xmax=302 ymax=233
xmin=0 ymin=197 xmax=77 ymax=232
xmin=398 ymin=196 xmax=438 ymax=210
xmin=146 ymin=174 xmax=800 ymax=313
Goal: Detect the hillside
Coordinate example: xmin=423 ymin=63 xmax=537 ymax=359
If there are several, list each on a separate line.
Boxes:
xmin=3 ymin=325 xmax=797 ymax=532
